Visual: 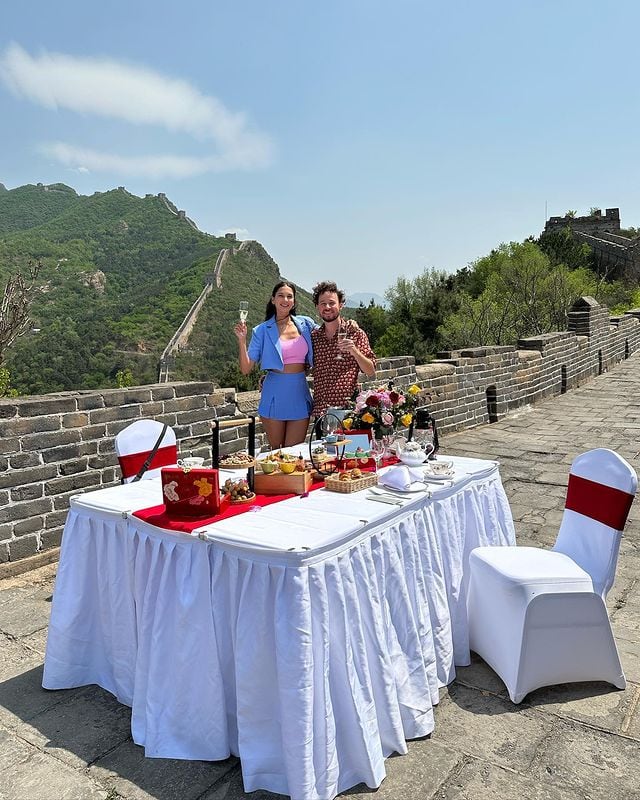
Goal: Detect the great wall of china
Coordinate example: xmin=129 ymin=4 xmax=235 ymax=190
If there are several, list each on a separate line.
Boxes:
xmin=1 ymin=295 xmax=639 ymax=571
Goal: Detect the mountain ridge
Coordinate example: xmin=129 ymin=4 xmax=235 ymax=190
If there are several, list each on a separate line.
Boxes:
xmin=0 ymin=182 xmax=313 ymax=394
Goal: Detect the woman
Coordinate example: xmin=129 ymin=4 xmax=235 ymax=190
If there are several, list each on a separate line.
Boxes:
xmin=234 ymin=281 xmax=317 ymax=448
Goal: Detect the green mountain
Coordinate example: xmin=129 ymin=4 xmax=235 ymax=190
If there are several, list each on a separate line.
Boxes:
xmin=0 ymin=183 xmax=315 ymax=394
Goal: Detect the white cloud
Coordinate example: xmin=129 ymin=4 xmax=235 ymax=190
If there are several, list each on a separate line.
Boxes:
xmin=215 ymin=227 xmax=250 ymax=239
xmin=0 ymin=43 xmax=273 ymax=176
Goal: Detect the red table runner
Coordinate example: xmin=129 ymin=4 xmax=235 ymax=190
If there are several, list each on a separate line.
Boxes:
xmin=132 ymin=457 xmax=400 ymax=535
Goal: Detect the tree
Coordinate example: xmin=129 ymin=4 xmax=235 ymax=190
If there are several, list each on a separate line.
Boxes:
xmin=353 ymin=301 xmax=388 ymax=347
xmin=0 ymin=259 xmax=41 ymax=364
xmin=437 ymin=242 xmax=597 ymax=348
xmin=383 ymin=268 xmax=462 ymax=359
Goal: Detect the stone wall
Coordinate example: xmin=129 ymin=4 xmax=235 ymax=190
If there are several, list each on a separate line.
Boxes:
xmin=0 ymin=382 xmax=239 ymax=564
xmin=1 ymin=298 xmax=639 ymax=566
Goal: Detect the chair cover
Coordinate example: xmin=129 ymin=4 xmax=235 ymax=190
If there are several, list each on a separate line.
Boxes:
xmin=115 ymin=419 xmax=178 ymax=483
xmin=467 ymin=448 xmax=637 ymax=703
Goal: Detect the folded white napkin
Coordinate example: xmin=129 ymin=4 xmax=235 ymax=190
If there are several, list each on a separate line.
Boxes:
xmin=380 ymin=465 xmax=425 ymax=491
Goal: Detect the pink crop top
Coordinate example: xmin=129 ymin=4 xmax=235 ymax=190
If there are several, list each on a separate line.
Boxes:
xmin=280 ymin=335 xmax=309 ymax=365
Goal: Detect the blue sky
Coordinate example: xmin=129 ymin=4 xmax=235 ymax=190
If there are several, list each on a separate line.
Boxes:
xmin=1 ymin=1 xmax=639 ymax=297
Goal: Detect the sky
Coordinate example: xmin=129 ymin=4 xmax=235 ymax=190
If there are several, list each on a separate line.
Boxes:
xmin=1 ymin=1 xmax=640 ymax=298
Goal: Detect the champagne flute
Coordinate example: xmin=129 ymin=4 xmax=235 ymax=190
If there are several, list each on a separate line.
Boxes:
xmin=336 ymin=330 xmax=348 ymax=361
xmin=239 ymin=301 xmax=249 ymax=323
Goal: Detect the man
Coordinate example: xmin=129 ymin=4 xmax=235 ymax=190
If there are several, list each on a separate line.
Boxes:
xmin=311 ymin=281 xmax=376 ymax=416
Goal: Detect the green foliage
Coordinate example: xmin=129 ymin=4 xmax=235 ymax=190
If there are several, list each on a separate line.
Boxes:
xmin=437 ymin=242 xmax=597 ymax=347
xmin=353 ymin=301 xmax=388 ymax=345
xmin=116 ymin=368 xmax=134 ymax=388
xmin=0 ymin=367 xmax=18 ymax=397
xmin=383 ymin=269 xmax=462 ymax=359
xmin=538 ymin=228 xmax=596 ymax=272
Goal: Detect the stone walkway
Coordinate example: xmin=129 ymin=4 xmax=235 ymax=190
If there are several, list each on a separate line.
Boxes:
xmin=2 ymin=356 xmax=640 ymax=800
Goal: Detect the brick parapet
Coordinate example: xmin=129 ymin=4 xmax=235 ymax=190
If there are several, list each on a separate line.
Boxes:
xmin=0 ymin=382 xmax=233 ymax=563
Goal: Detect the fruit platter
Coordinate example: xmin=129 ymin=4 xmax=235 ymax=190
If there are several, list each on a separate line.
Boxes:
xmin=221 ymin=478 xmax=256 ymax=504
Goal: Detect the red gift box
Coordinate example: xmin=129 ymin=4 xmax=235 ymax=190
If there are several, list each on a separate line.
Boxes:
xmin=161 ymin=467 xmax=224 ymax=517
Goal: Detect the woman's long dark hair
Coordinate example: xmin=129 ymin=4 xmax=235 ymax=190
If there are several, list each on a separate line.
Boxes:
xmin=264 ymin=281 xmax=297 ymax=320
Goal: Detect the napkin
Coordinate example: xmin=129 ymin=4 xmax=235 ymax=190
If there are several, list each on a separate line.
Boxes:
xmin=380 ymin=465 xmax=425 ymax=491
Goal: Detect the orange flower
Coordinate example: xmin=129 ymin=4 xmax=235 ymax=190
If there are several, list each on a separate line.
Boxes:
xmin=361 ymin=412 xmax=375 ymax=425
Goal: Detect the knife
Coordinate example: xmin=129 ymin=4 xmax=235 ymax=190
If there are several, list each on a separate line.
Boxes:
xmin=366 ymin=495 xmax=403 ymax=506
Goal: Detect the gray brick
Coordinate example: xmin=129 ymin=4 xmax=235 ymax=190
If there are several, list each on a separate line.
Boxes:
xmin=59 ymin=459 xmax=88 ymax=476
xmin=45 ymin=472 xmax=101 ymax=496
xmin=0 ymin=416 xmax=60 ymax=437
xmin=9 ymin=453 xmax=42 ymax=469
xmin=41 ymin=443 xmax=89 ymax=463
xmin=17 ymin=397 xmax=77 ymax=415
xmin=22 ymin=429 xmax=81 ymax=451
xmin=174 ymin=382 xmax=215 ymax=397
xmin=0 ymin=498 xmax=53 ymax=524
xmin=0 ymin=541 xmax=8 ymax=562
xmin=0 ymin=437 xmax=19 ymax=454
xmin=11 ymin=484 xmax=44 ymax=502
xmin=120 ymin=388 xmax=153 ymax=404
xmin=150 ymin=386 xmax=176 ymax=400
xmin=99 ymin=389 xmax=129 ymax=407
xmin=89 ymin=405 xmax=140 ymax=424
xmin=0 ymin=465 xmax=58 ymax=490
xmin=176 ymin=409 xmax=217 ymax=425
xmin=0 ymin=491 xmax=9 ymax=507
xmin=0 ymin=522 xmax=12 ymax=542
xmin=61 ymin=411 xmax=90 ymax=428
xmin=79 ymin=423 xmax=107 ymax=440
xmin=76 ymin=393 xmax=105 ymax=410
xmin=0 ymin=403 xmax=18 ymax=418
xmin=163 ymin=397 xmax=206 ymax=413
xmin=8 ymin=533 xmax=39 ymax=559
xmin=13 ymin=515 xmax=45 ymax=536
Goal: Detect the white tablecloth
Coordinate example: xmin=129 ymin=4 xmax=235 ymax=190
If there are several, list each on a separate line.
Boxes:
xmin=43 ymin=456 xmax=515 ymax=799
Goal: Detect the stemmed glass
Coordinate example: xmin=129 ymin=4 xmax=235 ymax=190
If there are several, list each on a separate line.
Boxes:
xmin=239 ymin=301 xmax=249 ymax=323
xmin=372 ymin=438 xmax=386 ymax=471
xmin=336 ymin=331 xmax=348 ymax=361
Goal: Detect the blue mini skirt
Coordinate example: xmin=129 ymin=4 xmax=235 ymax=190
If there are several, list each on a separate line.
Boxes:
xmin=258 ymin=372 xmax=313 ymax=421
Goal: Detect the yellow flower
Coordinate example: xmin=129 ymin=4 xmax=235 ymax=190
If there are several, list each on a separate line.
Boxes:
xmin=400 ymin=413 xmax=413 ymax=427
xmin=342 ymin=417 xmax=353 ymax=430
xmin=408 ymin=384 xmax=420 ymax=395
xmin=361 ymin=412 xmax=375 ymax=425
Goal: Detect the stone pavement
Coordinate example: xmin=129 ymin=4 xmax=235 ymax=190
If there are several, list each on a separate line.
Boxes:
xmin=2 ymin=356 xmax=640 ymax=800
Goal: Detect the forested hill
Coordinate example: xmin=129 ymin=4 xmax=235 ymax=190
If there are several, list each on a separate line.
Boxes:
xmin=0 ymin=183 xmax=314 ymax=394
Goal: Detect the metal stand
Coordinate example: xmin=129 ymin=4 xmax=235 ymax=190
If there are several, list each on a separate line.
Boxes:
xmin=211 ymin=416 xmax=256 ymax=490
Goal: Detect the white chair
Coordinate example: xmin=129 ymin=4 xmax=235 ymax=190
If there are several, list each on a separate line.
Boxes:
xmin=115 ymin=419 xmax=178 ymax=483
xmin=467 ymin=448 xmax=637 ymax=703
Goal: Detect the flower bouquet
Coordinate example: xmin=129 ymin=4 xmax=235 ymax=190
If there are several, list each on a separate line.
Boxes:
xmin=342 ymin=383 xmax=426 ymax=440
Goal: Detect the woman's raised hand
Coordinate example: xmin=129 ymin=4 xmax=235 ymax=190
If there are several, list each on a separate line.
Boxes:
xmin=234 ymin=321 xmax=247 ymax=340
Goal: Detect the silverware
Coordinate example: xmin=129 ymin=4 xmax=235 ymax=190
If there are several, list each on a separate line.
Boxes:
xmin=366 ymin=495 xmax=403 ymax=506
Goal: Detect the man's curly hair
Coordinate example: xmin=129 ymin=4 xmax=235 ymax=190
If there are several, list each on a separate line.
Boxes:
xmin=312 ymin=281 xmax=346 ymax=306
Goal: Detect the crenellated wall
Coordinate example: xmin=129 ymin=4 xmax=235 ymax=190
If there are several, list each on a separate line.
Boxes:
xmin=1 ymin=297 xmax=639 ymax=568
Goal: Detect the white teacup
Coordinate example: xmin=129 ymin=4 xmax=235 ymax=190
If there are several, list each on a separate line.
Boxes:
xmin=178 ymin=457 xmax=205 ymax=469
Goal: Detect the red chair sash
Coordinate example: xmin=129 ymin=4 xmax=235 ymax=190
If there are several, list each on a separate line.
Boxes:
xmin=118 ymin=444 xmax=178 ymax=479
xmin=565 ymin=473 xmax=634 ymax=531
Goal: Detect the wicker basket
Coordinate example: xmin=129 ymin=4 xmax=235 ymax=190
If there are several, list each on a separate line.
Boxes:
xmin=324 ymin=472 xmax=378 ymax=493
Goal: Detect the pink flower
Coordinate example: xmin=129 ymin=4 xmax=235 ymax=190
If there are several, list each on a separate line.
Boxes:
xmin=381 ymin=411 xmax=394 ymax=426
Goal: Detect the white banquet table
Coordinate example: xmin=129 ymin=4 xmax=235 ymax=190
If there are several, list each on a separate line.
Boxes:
xmin=43 ymin=455 xmax=515 ymax=800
